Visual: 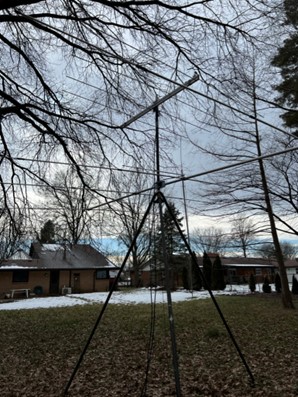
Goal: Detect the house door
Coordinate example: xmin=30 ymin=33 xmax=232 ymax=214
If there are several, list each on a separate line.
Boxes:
xmin=73 ymin=273 xmax=80 ymax=293
xmin=50 ymin=270 xmax=60 ymax=295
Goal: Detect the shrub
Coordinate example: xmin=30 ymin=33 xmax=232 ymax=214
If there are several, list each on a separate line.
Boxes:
xmin=182 ymin=266 xmax=189 ymax=290
xmin=192 ymin=259 xmax=202 ymax=291
xmin=292 ymin=274 xmax=298 ymax=295
xmin=202 ymin=252 xmax=212 ymax=289
xmin=274 ymin=273 xmax=282 ymax=293
xmin=262 ymin=276 xmax=272 ymax=293
xmin=249 ymin=274 xmax=256 ymax=293
xmin=211 ymin=255 xmax=226 ymax=291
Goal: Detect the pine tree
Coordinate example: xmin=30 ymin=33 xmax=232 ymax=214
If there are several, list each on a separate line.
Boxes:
xmin=271 ymin=0 xmax=298 ymax=132
xmin=202 ymin=252 xmax=212 ymax=289
xmin=262 ymin=276 xmax=272 ymax=293
xmin=211 ymin=255 xmax=226 ymax=290
xmin=155 ymin=202 xmax=185 ymax=257
xmin=192 ymin=257 xmax=202 ymax=291
xmin=275 ymin=273 xmax=282 ymax=293
xmin=291 ymin=274 xmax=298 ymax=294
xmin=249 ymin=273 xmax=256 ymax=293
xmin=182 ymin=266 xmax=189 ymax=290
xmin=284 ymin=0 xmax=298 ymax=26
xmin=39 ymin=220 xmax=56 ymax=244
xmin=154 ymin=201 xmax=186 ymax=289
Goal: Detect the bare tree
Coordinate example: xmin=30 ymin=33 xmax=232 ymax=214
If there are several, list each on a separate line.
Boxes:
xmin=230 ymin=215 xmax=262 ymax=257
xmin=191 ymin=49 xmax=295 ymax=307
xmin=1 ymin=1 xmax=292 ymax=304
xmin=257 ymin=241 xmax=298 ymax=260
xmin=0 ymin=208 xmax=26 ymax=259
xmin=191 ymin=226 xmax=229 ymax=255
xmin=37 ymin=168 xmax=101 ymax=244
xmin=0 ymin=1 xmax=281 ymax=219
xmin=108 ymin=167 xmax=155 ymax=287
xmin=240 ymin=59 xmax=294 ymax=308
xmin=265 ymin=139 xmax=298 ymax=237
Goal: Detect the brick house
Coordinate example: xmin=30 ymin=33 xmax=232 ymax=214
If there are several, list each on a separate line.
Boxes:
xmin=136 ymin=254 xmax=277 ymax=288
xmin=136 ymin=255 xmax=191 ymax=288
xmin=0 ymin=243 xmax=119 ymax=298
xmin=279 ymin=258 xmax=298 ymax=284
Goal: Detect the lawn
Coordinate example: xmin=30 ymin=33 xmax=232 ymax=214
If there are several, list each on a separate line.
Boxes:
xmin=1 ymin=293 xmax=298 ymax=396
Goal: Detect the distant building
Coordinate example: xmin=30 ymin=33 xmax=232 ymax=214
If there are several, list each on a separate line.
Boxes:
xmin=135 ymin=254 xmax=279 ymax=288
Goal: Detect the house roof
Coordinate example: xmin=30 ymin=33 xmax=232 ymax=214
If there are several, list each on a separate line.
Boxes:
xmin=32 ymin=243 xmax=117 ymax=269
xmin=140 ymin=255 xmax=279 ymax=271
xmin=0 ymin=264 xmax=38 ymax=269
xmin=8 ymin=249 xmax=32 ymax=261
xmin=280 ymin=258 xmax=298 ymax=269
xmin=221 ymin=257 xmax=298 ymax=269
xmin=222 ymin=263 xmax=274 ymax=268
xmin=0 ymin=243 xmax=117 ymax=270
xmin=140 ymin=256 xmax=188 ymax=271
xmin=191 ymin=256 xmax=277 ymax=268
xmin=141 ymin=260 xmax=164 ymax=272
xmin=220 ymin=257 xmax=276 ymax=268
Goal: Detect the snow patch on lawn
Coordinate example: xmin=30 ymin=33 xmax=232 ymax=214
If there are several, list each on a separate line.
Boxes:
xmin=0 ymin=284 xmax=267 ymax=311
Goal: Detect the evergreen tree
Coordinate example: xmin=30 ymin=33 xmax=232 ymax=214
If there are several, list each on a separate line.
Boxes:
xmin=192 ymin=258 xmax=202 ymax=291
xmin=271 ymin=0 xmax=298 ymax=132
xmin=202 ymin=252 xmax=212 ymax=289
xmin=39 ymin=220 xmax=56 ymax=244
xmin=155 ymin=201 xmax=186 ymax=258
xmin=262 ymin=276 xmax=272 ymax=293
xmin=249 ymin=273 xmax=256 ymax=293
xmin=182 ymin=267 xmax=189 ymax=290
xmin=284 ymin=0 xmax=298 ymax=26
xmin=154 ymin=201 xmax=186 ymax=289
xmin=211 ymin=255 xmax=226 ymax=290
xmin=275 ymin=273 xmax=282 ymax=293
xmin=291 ymin=274 xmax=298 ymax=294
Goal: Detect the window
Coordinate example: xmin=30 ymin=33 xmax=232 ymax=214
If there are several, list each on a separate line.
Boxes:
xmin=12 ymin=270 xmax=29 ymax=283
xmin=96 ymin=269 xmax=108 ymax=279
xmin=255 ymin=268 xmax=262 ymax=275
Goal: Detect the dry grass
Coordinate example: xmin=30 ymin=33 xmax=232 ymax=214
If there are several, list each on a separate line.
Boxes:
xmin=1 ymin=293 xmax=298 ymax=396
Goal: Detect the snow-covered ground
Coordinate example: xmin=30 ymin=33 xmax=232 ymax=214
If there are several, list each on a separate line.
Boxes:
xmin=0 ymin=284 xmax=267 ymax=311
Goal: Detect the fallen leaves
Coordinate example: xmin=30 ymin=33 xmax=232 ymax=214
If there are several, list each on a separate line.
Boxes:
xmin=0 ymin=295 xmax=298 ymax=396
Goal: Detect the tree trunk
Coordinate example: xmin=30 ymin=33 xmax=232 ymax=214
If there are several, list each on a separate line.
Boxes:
xmin=132 ymin=247 xmax=140 ymax=287
xmin=252 ymin=87 xmax=294 ymax=309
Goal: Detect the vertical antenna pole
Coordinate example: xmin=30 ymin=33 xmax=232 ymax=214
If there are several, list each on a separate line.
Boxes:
xmin=180 ymin=138 xmax=193 ymax=293
xmin=155 ymin=106 xmax=161 ymax=187
xmin=154 ymin=106 xmax=182 ymax=397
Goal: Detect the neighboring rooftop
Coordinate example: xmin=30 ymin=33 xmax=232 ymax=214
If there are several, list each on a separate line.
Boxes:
xmin=30 ymin=242 xmax=117 ymax=269
xmin=7 ymin=249 xmax=32 ymax=261
xmin=0 ymin=243 xmax=117 ymax=270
